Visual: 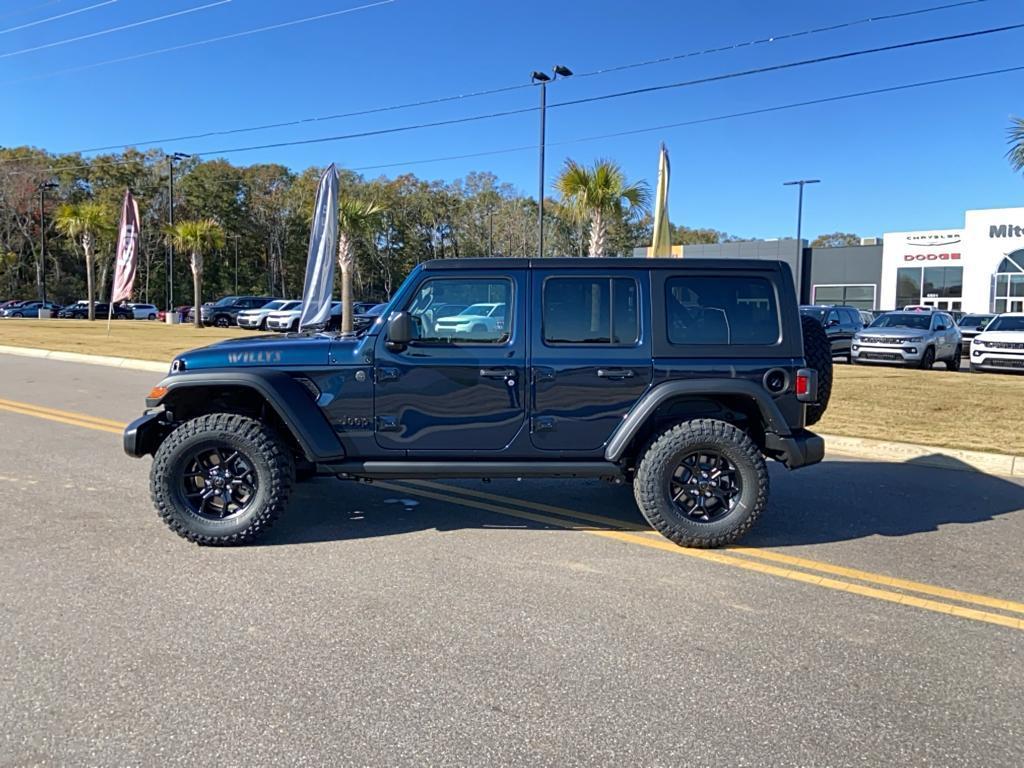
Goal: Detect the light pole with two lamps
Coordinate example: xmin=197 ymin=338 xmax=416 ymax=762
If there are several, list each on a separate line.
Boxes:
xmin=36 ymin=180 xmax=58 ymax=305
xmin=783 ymin=178 xmax=820 ymax=302
xmin=531 ymin=65 xmax=572 ymax=258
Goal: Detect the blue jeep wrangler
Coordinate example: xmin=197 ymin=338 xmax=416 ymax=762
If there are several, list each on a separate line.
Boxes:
xmin=125 ymin=258 xmax=831 ymax=548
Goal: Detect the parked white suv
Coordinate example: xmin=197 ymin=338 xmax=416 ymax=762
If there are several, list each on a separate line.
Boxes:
xmin=969 ymin=313 xmax=1024 ymax=373
xmin=237 ymin=299 xmax=300 ymax=330
xmin=265 ymin=301 xmax=341 ymax=332
xmin=127 ymin=303 xmax=159 ymax=320
xmin=432 ymin=302 xmax=508 ymax=339
xmin=852 ymin=310 xmax=961 ymax=370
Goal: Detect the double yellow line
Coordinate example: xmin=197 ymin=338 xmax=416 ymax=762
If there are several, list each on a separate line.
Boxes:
xmin=1 ymin=395 xmax=1021 ymax=631
xmin=379 ymin=479 xmax=1024 ymax=632
xmin=0 ymin=397 xmax=123 ymax=434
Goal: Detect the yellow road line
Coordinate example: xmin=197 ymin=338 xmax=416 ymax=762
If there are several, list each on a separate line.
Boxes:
xmin=0 ymin=397 xmax=124 ymax=430
xmin=416 ymin=478 xmax=1024 ymax=619
xmin=0 ymin=400 xmax=122 ymax=435
xmin=380 ymin=480 xmax=1023 ymax=632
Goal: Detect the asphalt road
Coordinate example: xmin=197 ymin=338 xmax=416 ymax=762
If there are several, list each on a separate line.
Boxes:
xmin=1 ymin=354 xmax=1022 ymax=767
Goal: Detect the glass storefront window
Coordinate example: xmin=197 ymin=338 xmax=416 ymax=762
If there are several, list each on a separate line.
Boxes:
xmin=810 ymin=284 xmax=875 ymax=309
xmin=922 ymin=266 xmax=963 ymax=298
xmin=896 ymin=268 xmax=921 ymax=308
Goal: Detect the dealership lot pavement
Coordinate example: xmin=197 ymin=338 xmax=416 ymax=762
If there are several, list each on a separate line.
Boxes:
xmin=1 ymin=354 xmax=1022 ymax=766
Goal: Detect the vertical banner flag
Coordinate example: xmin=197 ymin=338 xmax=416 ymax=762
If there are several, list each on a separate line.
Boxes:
xmin=298 ymin=164 xmax=339 ymax=331
xmin=650 ymin=143 xmax=672 ymax=257
xmin=111 ymin=188 xmax=140 ymax=302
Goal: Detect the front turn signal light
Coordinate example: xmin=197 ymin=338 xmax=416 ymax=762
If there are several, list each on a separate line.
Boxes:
xmin=147 ymin=385 xmax=168 ymax=401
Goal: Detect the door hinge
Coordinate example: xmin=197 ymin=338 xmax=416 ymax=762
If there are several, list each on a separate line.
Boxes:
xmin=376 ymin=415 xmax=400 ymax=432
xmin=532 ymin=416 xmax=556 ymax=432
xmin=532 ymin=367 xmax=556 ymax=383
xmin=376 ymin=367 xmax=400 ymax=382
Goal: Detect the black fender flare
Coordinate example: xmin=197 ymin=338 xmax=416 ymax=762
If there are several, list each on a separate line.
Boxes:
xmin=604 ymin=379 xmax=791 ymax=462
xmin=147 ymin=370 xmax=343 ymax=461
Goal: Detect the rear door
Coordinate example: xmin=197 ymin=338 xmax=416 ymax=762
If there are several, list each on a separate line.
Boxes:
xmin=529 ymin=269 xmax=653 ymax=451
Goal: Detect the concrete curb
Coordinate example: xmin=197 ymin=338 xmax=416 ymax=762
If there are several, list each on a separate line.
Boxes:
xmin=821 ymin=433 xmax=1024 ymax=479
xmin=0 ymin=344 xmax=168 ymax=374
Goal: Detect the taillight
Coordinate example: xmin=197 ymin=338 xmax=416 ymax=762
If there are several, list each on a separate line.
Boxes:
xmin=795 ymin=373 xmax=809 ymax=396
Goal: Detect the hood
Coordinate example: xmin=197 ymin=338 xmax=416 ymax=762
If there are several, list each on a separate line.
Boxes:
xmin=858 ymin=327 xmax=929 ymax=338
xmin=974 ymin=330 xmax=1024 ymax=344
xmin=173 ymin=334 xmax=332 ymax=370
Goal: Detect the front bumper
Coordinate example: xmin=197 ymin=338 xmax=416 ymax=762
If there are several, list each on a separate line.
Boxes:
xmin=851 ymin=342 xmax=925 ymax=365
xmin=970 ymin=349 xmax=1024 ymax=372
xmin=123 ymin=411 xmax=169 ymax=458
xmin=764 ymin=429 xmax=824 ymax=470
xmin=237 ymin=315 xmax=261 ymax=328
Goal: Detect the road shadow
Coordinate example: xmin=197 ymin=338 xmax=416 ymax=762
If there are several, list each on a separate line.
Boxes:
xmin=256 ymin=457 xmax=1024 ymax=548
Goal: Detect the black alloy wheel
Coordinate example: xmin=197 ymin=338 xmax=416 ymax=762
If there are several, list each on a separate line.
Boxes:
xmin=180 ymin=445 xmax=260 ymax=521
xmin=215 ymin=315 xmax=231 ymax=328
xmin=668 ymin=450 xmax=743 ymax=523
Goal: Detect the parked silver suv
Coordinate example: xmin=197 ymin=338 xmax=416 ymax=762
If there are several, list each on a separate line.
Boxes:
xmin=851 ymin=310 xmax=961 ymax=370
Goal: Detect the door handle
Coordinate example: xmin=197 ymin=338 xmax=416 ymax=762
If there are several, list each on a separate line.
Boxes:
xmin=597 ymin=368 xmax=635 ymax=379
xmin=480 ymin=368 xmax=516 ymax=379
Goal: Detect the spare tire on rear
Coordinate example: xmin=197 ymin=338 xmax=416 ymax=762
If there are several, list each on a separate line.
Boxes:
xmin=800 ymin=314 xmax=832 ymax=426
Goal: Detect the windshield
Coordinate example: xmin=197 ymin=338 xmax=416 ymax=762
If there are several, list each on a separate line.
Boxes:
xmin=986 ymin=316 xmax=1024 ymax=332
xmin=869 ymin=313 xmax=931 ymax=330
xmin=800 ymin=307 xmax=827 ymax=322
xmin=365 ymin=303 xmax=388 ymax=316
xmin=214 ymin=296 xmax=239 ymax=307
xmin=458 ymin=303 xmax=496 ymax=317
xmin=959 ymin=314 xmax=993 ymax=327
xmin=262 ymin=300 xmax=287 ymax=311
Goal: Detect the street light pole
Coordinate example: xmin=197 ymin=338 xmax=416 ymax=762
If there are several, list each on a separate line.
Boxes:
xmin=488 ymin=208 xmax=494 ymax=256
xmin=531 ymin=65 xmax=572 ymax=259
xmin=232 ymin=235 xmax=240 ymax=294
xmin=783 ymin=179 xmax=820 ymax=303
xmin=37 ymin=181 xmax=57 ymax=305
xmin=166 ymin=152 xmax=189 ymax=312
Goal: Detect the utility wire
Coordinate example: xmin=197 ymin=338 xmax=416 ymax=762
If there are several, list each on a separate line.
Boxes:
xmin=0 ymin=0 xmax=232 ymax=59
xmin=20 ymin=63 xmax=1024 ymax=181
xmin=347 ymin=65 xmax=1024 ymax=172
xmin=0 ymin=0 xmax=116 ymax=36
xmin=5 ymin=0 xmax=1000 ymax=152
xmin=0 ymin=1 xmax=63 ymax=22
xmin=2 ymin=0 xmax=395 ymax=76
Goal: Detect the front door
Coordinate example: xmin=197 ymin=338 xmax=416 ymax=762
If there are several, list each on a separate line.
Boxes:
xmin=529 ymin=270 xmax=653 ymax=451
xmin=373 ymin=272 xmax=527 ymax=452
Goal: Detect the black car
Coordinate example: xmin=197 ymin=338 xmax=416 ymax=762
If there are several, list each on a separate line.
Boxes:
xmin=957 ymin=313 xmax=995 ymax=354
xmin=125 ymin=257 xmax=830 ymax=549
xmin=799 ymin=304 xmax=864 ymax=360
xmin=58 ymin=302 xmax=132 ymax=320
xmin=198 ymin=296 xmax=279 ymax=327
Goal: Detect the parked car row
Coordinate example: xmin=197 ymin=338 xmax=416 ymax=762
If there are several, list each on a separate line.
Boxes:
xmin=800 ymin=303 xmax=1024 ymax=374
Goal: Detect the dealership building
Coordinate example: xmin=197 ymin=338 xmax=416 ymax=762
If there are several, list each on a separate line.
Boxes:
xmin=637 ymin=206 xmax=1024 ymax=314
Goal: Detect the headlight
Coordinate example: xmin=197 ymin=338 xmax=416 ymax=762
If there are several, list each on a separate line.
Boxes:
xmin=973 ymin=340 xmax=986 ymax=348
xmin=905 ymin=337 xmax=924 ymax=343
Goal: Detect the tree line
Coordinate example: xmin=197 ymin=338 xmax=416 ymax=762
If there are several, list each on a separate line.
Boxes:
xmin=0 ymin=146 xmax=823 ymax=315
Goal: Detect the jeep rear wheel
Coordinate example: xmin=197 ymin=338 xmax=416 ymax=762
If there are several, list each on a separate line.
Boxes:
xmin=150 ymin=413 xmax=294 ymax=545
xmin=634 ymin=419 xmax=769 ymax=548
xmin=800 ymin=314 xmax=832 ymax=426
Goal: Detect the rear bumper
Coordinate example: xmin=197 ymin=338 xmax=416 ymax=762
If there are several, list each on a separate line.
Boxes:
xmin=123 ymin=411 xmax=168 ymax=458
xmin=765 ymin=429 xmax=825 ymax=470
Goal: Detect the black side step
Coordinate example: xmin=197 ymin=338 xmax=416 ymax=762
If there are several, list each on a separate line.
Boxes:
xmin=319 ymin=461 xmax=622 ymax=480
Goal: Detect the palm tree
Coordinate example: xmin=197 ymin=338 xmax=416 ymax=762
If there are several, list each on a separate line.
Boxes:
xmin=1008 ymin=117 xmax=1024 ymax=174
xmin=554 ymin=159 xmax=650 ymax=257
xmin=337 ymin=199 xmax=382 ymax=333
xmin=54 ymin=201 xmax=115 ymax=321
xmin=165 ymin=219 xmax=225 ymax=328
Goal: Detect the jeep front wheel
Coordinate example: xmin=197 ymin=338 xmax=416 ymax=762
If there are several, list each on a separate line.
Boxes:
xmin=150 ymin=413 xmax=294 ymax=545
xmin=634 ymin=419 xmax=769 ymax=548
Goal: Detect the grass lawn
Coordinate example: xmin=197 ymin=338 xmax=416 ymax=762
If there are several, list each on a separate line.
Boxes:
xmin=1 ymin=319 xmax=1022 ymax=455
xmin=817 ymin=363 xmax=1024 ymax=455
xmin=0 ymin=318 xmax=250 ymax=362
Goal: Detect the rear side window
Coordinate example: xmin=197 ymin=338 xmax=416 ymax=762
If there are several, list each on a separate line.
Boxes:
xmin=543 ymin=277 xmax=639 ymax=345
xmin=666 ymin=276 xmax=779 ymax=345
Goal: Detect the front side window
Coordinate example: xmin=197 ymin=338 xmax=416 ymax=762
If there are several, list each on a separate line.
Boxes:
xmin=406 ymin=278 xmax=512 ymax=344
xmin=542 ymin=277 xmax=638 ymax=345
xmin=666 ymin=276 xmax=779 ymax=345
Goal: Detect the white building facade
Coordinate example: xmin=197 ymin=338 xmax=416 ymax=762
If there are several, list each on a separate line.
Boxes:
xmin=881 ymin=207 xmax=1024 ymax=314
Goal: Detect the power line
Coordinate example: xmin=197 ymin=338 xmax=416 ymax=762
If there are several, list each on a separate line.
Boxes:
xmin=156 ymin=22 xmax=1024 ymax=158
xmin=0 ymin=1 xmax=62 ymax=22
xmin=572 ymin=0 xmax=998 ymax=80
xmin=0 ymin=0 xmax=232 ymax=59
xmin=0 ymin=0 xmax=116 ymax=36
xmin=2 ymin=0 xmax=396 ymax=77
xmin=346 ymin=65 xmax=1024 ymax=172
xmin=17 ymin=0 xmax=999 ymax=156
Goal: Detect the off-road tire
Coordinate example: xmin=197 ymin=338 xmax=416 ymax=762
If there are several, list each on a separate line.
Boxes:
xmin=800 ymin=314 xmax=832 ymax=426
xmin=634 ymin=418 xmax=769 ymax=548
xmin=945 ymin=346 xmax=961 ymax=371
xmin=919 ymin=347 xmax=936 ymax=370
xmin=150 ymin=413 xmax=294 ymax=545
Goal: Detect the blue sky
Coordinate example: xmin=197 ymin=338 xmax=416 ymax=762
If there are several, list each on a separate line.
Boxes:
xmin=4 ymin=0 xmax=1024 ymax=240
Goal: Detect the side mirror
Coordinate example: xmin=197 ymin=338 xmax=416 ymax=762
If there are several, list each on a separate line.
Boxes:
xmin=386 ymin=311 xmax=412 ymax=349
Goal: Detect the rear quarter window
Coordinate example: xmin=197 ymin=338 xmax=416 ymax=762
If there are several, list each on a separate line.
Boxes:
xmin=665 ymin=276 xmax=780 ymax=345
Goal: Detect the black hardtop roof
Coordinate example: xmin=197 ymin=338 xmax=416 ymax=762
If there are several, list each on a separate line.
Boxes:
xmin=421 ymin=257 xmax=784 ymax=271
